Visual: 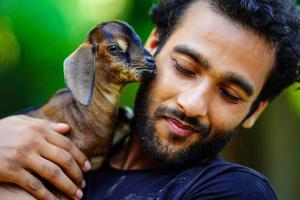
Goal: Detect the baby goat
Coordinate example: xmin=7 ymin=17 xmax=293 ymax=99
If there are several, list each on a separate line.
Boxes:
xmin=10 ymin=21 xmax=155 ymax=199
xmin=27 ymin=21 xmax=155 ymax=169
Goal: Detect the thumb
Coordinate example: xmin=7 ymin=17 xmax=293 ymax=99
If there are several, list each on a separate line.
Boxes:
xmin=49 ymin=122 xmax=70 ymax=134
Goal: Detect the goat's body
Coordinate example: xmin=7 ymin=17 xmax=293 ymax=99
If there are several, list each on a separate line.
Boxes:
xmin=27 ymin=85 xmax=120 ymax=169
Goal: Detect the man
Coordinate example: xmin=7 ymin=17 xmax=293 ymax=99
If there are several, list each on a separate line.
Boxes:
xmin=0 ymin=0 xmax=299 ymax=199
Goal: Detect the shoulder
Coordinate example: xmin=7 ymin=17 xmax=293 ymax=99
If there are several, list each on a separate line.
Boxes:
xmin=178 ymin=157 xmax=278 ymax=200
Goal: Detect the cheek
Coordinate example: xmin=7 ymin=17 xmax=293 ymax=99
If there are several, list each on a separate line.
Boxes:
xmin=151 ymin=61 xmax=183 ymax=102
xmin=153 ymin=47 xmax=191 ymax=93
xmin=209 ymin=98 xmax=251 ymax=134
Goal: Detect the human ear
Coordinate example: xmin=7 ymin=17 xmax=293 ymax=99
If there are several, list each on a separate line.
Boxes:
xmin=242 ymin=100 xmax=269 ymax=128
xmin=145 ymin=28 xmax=160 ymax=55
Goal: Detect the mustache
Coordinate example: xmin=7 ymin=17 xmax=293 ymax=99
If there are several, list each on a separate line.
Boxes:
xmin=154 ymin=106 xmax=210 ymax=137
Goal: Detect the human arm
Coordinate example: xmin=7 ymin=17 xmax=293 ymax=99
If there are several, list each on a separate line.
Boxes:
xmin=0 ymin=115 xmax=91 ymax=200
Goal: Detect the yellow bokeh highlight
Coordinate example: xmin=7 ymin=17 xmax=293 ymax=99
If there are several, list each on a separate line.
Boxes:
xmin=0 ymin=17 xmax=21 ymax=71
xmin=78 ymin=0 xmax=129 ymax=23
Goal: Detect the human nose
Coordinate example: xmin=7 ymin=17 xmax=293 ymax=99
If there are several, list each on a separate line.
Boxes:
xmin=176 ymin=80 xmax=211 ymax=118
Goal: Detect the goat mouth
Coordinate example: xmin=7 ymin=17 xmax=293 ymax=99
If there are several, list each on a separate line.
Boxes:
xmin=134 ymin=67 xmax=156 ymax=81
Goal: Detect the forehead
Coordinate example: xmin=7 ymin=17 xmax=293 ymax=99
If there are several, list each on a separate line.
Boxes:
xmin=163 ymin=1 xmax=276 ymax=96
xmin=102 ymin=23 xmax=142 ymax=46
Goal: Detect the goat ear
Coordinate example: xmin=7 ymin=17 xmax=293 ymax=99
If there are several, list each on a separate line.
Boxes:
xmin=63 ymin=43 xmax=96 ymax=106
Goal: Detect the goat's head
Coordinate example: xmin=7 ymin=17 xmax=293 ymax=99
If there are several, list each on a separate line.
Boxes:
xmin=64 ymin=21 xmax=156 ymax=106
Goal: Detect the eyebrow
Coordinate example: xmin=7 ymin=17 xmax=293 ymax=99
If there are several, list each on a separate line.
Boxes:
xmin=173 ymin=44 xmax=254 ymax=97
xmin=173 ymin=45 xmax=212 ymax=70
xmin=222 ymin=73 xmax=254 ymax=97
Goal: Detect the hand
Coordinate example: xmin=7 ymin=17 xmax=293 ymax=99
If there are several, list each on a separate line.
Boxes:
xmin=0 ymin=183 xmax=37 ymax=200
xmin=0 ymin=115 xmax=91 ymax=200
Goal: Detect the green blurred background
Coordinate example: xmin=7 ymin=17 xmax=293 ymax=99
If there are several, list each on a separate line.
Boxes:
xmin=0 ymin=0 xmax=299 ymax=199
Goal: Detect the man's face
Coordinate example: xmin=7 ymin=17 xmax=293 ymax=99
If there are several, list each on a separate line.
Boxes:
xmin=134 ymin=2 xmax=275 ymax=167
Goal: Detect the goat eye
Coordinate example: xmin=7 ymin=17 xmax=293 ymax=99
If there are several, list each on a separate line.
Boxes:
xmin=107 ymin=45 xmax=121 ymax=55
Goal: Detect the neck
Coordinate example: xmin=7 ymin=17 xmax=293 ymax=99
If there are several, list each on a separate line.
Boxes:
xmin=110 ymin=133 xmax=162 ymax=170
xmin=82 ymin=72 xmax=123 ymax=127
xmin=71 ymin=74 xmax=123 ymax=163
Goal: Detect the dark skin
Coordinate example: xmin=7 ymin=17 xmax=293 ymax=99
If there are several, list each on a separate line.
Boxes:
xmin=0 ymin=116 xmax=77 ymax=200
xmin=0 ymin=2 xmax=276 ymax=199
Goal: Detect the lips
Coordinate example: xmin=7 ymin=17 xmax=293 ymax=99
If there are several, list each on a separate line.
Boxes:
xmin=164 ymin=116 xmax=195 ymax=137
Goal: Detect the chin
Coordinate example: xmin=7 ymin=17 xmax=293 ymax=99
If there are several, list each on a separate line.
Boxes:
xmin=135 ymin=116 xmax=236 ymax=168
xmin=141 ymin=131 xmax=234 ymax=168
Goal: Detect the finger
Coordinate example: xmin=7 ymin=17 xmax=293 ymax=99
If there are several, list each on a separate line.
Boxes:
xmin=39 ymin=141 xmax=84 ymax=186
xmin=27 ymin=156 xmax=83 ymax=199
xmin=48 ymin=122 xmax=70 ymax=134
xmin=44 ymin=131 xmax=91 ymax=172
xmin=13 ymin=169 xmax=59 ymax=200
xmin=20 ymin=115 xmax=70 ymax=135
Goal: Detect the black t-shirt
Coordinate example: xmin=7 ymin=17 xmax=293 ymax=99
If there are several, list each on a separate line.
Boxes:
xmin=83 ymin=156 xmax=277 ymax=200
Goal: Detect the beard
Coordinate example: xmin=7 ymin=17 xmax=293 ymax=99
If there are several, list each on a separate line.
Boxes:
xmin=133 ymin=81 xmax=241 ymax=168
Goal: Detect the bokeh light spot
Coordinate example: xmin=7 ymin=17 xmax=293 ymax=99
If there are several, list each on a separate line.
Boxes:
xmin=0 ymin=17 xmax=20 ymax=71
xmin=78 ymin=0 xmax=128 ymax=23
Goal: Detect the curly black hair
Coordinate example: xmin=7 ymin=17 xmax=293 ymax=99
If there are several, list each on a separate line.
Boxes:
xmin=150 ymin=0 xmax=300 ymax=114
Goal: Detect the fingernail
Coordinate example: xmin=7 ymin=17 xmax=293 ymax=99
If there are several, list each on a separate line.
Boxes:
xmin=83 ymin=161 xmax=91 ymax=171
xmin=81 ymin=180 xmax=86 ymax=188
xmin=56 ymin=123 xmax=69 ymax=129
xmin=51 ymin=122 xmax=69 ymax=131
xmin=76 ymin=189 xmax=83 ymax=199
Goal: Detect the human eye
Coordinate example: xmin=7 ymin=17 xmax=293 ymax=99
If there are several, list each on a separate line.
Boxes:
xmin=172 ymin=59 xmax=196 ymax=76
xmin=219 ymin=87 xmax=243 ymax=104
